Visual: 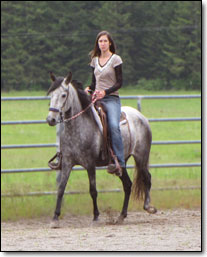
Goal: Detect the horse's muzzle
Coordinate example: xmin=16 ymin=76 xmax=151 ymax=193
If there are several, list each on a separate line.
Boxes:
xmin=46 ymin=116 xmax=57 ymax=126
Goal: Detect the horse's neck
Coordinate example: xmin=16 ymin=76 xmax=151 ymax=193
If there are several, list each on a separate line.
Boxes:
xmin=61 ymin=88 xmax=101 ymax=156
xmin=64 ymin=86 xmax=94 ymax=131
xmin=65 ymin=86 xmax=82 ymax=117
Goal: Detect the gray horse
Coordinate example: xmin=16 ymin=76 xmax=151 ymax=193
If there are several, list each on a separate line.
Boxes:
xmin=46 ymin=71 xmax=156 ymax=227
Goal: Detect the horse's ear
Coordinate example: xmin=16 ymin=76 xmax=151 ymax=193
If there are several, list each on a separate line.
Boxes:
xmin=50 ymin=71 xmax=56 ymax=82
xmin=65 ymin=72 xmax=72 ymax=85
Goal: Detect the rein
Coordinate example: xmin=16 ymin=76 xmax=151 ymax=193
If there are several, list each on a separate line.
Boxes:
xmin=63 ymin=98 xmax=97 ymax=123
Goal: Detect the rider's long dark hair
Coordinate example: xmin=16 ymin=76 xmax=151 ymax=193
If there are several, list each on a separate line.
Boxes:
xmin=89 ymin=31 xmax=116 ymax=60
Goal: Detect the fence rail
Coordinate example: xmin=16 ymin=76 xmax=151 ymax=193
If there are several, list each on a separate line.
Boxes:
xmin=1 ymin=140 xmax=201 ymax=150
xmin=1 ymin=186 xmax=201 ymax=198
xmin=1 ymin=94 xmax=201 ymax=112
xmin=1 ymin=163 xmax=201 ymax=174
xmin=1 ymin=117 xmax=201 ymax=125
xmin=1 ymin=94 xmax=201 ymax=196
xmin=1 ymin=95 xmax=201 ymax=101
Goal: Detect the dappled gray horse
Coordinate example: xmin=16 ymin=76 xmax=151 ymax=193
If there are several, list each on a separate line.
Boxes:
xmin=46 ymin=71 xmax=156 ymax=227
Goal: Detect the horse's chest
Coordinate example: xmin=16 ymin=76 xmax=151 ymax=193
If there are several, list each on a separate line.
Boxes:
xmin=61 ymin=135 xmax=92 ymax=157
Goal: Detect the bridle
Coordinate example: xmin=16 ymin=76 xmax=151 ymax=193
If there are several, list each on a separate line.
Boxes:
xmin=49 ymin=85 xmax=97 ymax=123
xmin=49 ymin=84 xmax=69 ymax=123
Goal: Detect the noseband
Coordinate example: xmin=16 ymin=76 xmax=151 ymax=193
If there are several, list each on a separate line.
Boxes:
xmin=49 ymin=107 xmax=59 ymax=113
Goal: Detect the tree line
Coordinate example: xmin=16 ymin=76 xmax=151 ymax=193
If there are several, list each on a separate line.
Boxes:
xmin=1 ymin=1 xmax=201 ymax=91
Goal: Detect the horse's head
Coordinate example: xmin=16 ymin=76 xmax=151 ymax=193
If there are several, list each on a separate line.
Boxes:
xmin=46 ymin=71 xmax=72 ymax=126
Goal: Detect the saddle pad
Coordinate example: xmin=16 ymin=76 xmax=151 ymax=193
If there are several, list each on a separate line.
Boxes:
xmin=120 ymin=111 xmax=127 ymax=125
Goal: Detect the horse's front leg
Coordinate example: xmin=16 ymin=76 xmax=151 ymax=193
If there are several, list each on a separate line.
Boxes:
xmin=87 ymin=167 xmax=99 ymax=221
xmin=51 ymin=159 xmax=72 ymax=228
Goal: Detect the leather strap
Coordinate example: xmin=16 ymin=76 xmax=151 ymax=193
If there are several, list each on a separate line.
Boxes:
xmin=48 ymin=152 xmax=62 ymax=170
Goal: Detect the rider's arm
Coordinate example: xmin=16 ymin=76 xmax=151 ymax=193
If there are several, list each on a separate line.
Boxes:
xmin=89 ymin=67 xmax=96 ymax=91
xmin=104 ymin=64 xmax=122 ymax=95
xmin=85 ymin=67 xmax=96 ymax=94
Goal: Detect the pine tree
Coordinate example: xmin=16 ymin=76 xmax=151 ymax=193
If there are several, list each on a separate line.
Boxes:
xmin=163 ymin=1 xmax=201 ymax=89
xmin=1 ymin=1 xmax=201 ymax=91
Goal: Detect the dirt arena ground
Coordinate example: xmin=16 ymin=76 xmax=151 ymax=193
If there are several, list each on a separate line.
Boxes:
xmin=1 ymin=209 xmax=201 ymax=251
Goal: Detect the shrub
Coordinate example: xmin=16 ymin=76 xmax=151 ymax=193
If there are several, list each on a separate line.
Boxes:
xmin=137 ymin=78 xmax=167 ymax=91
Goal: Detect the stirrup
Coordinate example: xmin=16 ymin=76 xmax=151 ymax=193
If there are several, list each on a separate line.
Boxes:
xmin=48 ymin=152 xmax=62 ymax=170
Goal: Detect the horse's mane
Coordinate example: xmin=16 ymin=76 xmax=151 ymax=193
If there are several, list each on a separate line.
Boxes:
xmin=71 ymin=80 xmax=92 ymax=110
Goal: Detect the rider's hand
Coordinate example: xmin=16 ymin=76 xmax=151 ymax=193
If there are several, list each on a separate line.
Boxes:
xmin=93 ymin=90 xmax=105 ymax=101
xmin=85 ymin=86 xmax=90 ymax=94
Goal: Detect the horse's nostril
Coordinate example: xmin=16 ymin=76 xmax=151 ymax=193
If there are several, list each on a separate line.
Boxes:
xmin=46 ymin=116 xmax=56 ymax=126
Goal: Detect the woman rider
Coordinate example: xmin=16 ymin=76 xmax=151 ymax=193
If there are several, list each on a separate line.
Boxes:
xmin=85 ymin=31 xmax=125 ymax=176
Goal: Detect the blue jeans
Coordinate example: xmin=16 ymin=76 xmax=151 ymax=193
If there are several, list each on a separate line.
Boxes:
xmin=101 ymin=95 xmax=125 ymax=168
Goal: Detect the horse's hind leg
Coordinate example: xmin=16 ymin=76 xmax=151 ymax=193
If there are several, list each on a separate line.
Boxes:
xmin=142 ymin=167 xmax=157 ymax=214
xmin=133 ymin=156 xmax=157 ymax=214
xmin=117 ymin=167 xmax=132 ymax=223
xmin=87 ymin=167 xmax=99 ymax=221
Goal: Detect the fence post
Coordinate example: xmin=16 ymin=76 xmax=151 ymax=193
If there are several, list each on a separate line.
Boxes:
xmin=137 ymin=98 xmax=142 ymax=112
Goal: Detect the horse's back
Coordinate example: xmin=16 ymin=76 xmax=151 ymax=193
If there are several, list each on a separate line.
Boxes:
xmin=121 ymin=106 xmax=150 ymax=130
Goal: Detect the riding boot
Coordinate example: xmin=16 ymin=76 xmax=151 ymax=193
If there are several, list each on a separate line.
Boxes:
xmin=107 ymin=164 xmax=123 ymax=177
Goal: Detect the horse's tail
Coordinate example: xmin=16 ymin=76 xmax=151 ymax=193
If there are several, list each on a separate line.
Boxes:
xmin=132 ymin=151 xmax=151 ymax=201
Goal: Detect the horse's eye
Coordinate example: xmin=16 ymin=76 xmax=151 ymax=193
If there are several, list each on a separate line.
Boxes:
xmin=62 ymin=94 xmax=67 ymax=98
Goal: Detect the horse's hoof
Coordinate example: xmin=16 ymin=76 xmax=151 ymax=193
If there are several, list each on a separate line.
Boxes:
xmin=50 ymin=219 xmax=60 ymax=229
xmin=145 ymin=206 xmax=157 ymax=214
xmin=91 ymin=218 xmax=101 ymax=227
xmin=115 ymin=215 xmax=125 ymax=224
xmin=93 ymin=215 xmax=99 ymax=222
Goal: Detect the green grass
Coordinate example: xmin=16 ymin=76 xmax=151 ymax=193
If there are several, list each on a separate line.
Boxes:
xmin=1 ymin=89 xmax=201 ymax=221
